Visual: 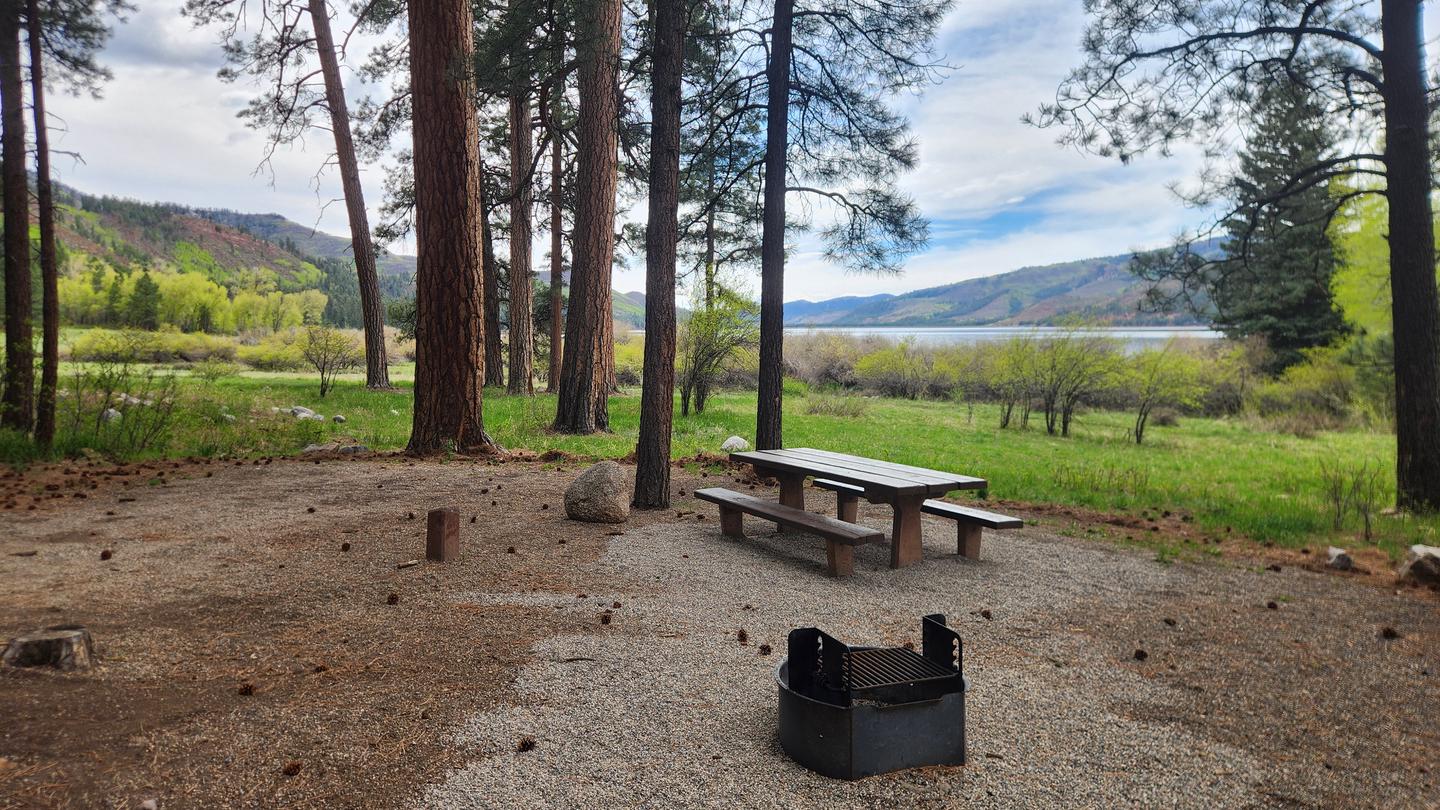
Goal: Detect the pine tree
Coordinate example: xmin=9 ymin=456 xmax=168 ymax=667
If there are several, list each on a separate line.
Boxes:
xmin=1216 ymin=80 xmax=1348 ymax=371
xmin=127 ymin=272 xmax=161 ymax=330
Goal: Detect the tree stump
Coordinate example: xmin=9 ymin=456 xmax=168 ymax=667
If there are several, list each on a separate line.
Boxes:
xmin=3 ymin=626 xmax=94 ymax=671
xmin=426 ymin=507 xmax=460 ymax=562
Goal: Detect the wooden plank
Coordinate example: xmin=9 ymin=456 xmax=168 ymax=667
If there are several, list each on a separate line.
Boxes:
xmin=812 ymin=477 xmax=864 ymax=495
xmin=921 ymin=499 xmax=1023 ymax=529
xmin=728 ymin=450 xmax=927 ymax=495
xmin=694 ymin=487 xmax=882 ymax=544
xmin=787 ymin=448 xmax=987 ymax=490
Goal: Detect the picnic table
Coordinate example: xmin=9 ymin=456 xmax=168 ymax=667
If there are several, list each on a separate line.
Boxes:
xmin=728 ymin=448 xmax=987 ymax=568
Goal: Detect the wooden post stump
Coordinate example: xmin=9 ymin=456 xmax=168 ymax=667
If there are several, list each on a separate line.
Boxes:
xmin=426 ymin=508 xmax=460 ymax=562
xmin=3 ymin=626 xmax=94 ymax=671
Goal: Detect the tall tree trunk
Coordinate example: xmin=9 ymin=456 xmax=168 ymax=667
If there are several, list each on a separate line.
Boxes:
xmin=507 ymin=82 xmax=535 ymax=394
xmin=553 ymin=0 xmax=620 ymax=433
xmin=545 ymin=84 xmax=564 ymax=392
xmin=755 ymin=0 xmax=793 ymax=450
xmin=25 ymin=0 xmax=55 ymax=449
xmin=634 ymin=0 xmax=685 ymax=509
xmin=479 ymin=167 xmax=505 ymax=388
xmin=405 ymin=0 xmax=496 ymax=455
xmin=0 ymin=5 xmax=30 ymax=433
xmin=309 ymin=0 xmax=390 ymax=389
xmin=1381 ymin=0 xmax=1440 ymax=511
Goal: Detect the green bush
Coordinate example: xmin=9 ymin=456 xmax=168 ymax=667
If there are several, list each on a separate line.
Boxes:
xmin=70 ymin=328 xmax=237 ymax=363
xmin=236 ymin=330 xmax=307 ymax=371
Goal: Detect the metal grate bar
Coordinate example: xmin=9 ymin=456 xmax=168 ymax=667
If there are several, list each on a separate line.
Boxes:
xmin=844 ymin=648 xmax=954 ymax=690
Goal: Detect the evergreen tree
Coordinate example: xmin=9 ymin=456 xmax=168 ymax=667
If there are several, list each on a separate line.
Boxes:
xmin=1214 ymin=80 xmax=1348 ymax=371
xmin=126 ymin=271 xmax=160 ymax=330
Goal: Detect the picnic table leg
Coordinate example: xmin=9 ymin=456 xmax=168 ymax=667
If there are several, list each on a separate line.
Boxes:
xmin=777 ymin=473 xmax=805 ymax=509
xmin=826 ymin=541 xmax=854 ymax=577
xmin=889 ymin=495 xmax=926 ymax=568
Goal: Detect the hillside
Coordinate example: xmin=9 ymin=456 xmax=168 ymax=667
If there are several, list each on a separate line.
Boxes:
xmin=55 ymin=184 xmax=325 ymax=291
xmin=194 ymin=209 xmax=417 ymax=279
xmin=784 ymin=248 xmax=1214 ymax=328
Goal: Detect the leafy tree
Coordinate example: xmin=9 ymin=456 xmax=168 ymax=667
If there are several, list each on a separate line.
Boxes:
xmin=1127 ymin=341 xmax=1206 ymax=445
xmin=1031 ymin=0 xmax=1440 ymax=511
xmin=678 ymin=287 xmax=759 ymax=416
xmin=302 ymin=324 xmax=361 ymax=397
xmin=1032 ymin=329 xmax=1122 ymax=437
xmin=1134 ymin=78 xmax=1348 ymax=371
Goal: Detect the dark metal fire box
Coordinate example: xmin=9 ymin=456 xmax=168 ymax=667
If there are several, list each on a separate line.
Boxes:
xmin=776 ymin=614 xmax=967 ymax=780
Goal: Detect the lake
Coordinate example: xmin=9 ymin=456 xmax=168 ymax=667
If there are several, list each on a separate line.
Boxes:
xmin=782 ymin=325 xmax=1223 ymax=352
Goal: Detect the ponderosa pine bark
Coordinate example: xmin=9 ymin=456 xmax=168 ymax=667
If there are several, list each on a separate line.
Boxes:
xmin=479 ymin=163 xmax=505 ymax=388
xmin=309 ymin=0 xmax=389 ymax=389
xmin=507 ymin=77 xmax=535 ymax=395
xmin=544 ymin=83 xmax=564 ymax=392
xmin=405 ymin=0 xmax=496 ymax=454
xmin=755 ymin=0 xmax=793 ymax=451
xmin=633 ymin=0 xmax=685 ymax=509
xmin=26 ymin=0 xmax=56 ymax=449
xmin=0 ymin=5 xmax=30 ymax=433
xmin=553 ymin=0 xmax=619 ymax=434
xmin=1380 ymin=0 xmax=1440 ymax=510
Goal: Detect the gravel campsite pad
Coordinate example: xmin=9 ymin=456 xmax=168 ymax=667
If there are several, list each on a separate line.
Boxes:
xmin=1 ymin=457 xmax=1437 ymax=808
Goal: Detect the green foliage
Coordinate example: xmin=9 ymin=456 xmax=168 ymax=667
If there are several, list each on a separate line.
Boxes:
xmin=678 ymin=289 xmax=759 ymax=415
xmin=853 ymin=338 xmax=952 ymax=400
xmin=1210 ymin=80 xmax=1347 ymax=370
xmin=1124 ymin=340 xmax=1206 ymax=444
xmin=301 ymin=325 xmax=363 ymax=397
xmin=235 ymin=330 xmax=307 ymax=372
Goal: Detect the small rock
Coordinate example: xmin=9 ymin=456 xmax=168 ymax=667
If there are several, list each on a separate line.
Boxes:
xmin=141 ymin=800 xmax=158 ymax=810
xmin=333 ymin=414 xmax=346 ymax=424
xmin=338 ymin=445 xmax=369 ymax=455
xmin=1327 ymin=546 xmax=1354 ymax=571
xmin=720 ymin=435 xmax=750 ymax=452
xmin=563 ymin=462 xmax=631 ymax=524
xmin=101 ymin=407 xmax=122 ymax=423
xmin=1399 ymin=544 xmax=1440 ymax=584
xmin=290 ymin=406 xmax=316 ymax=418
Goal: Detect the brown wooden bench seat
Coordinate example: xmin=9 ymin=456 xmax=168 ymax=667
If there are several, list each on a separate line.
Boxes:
xmin=920 ymin=499 xmax=1022 ymax=559
xmin=812 ymin=479 xmax=1021 ymax=560
xmin=695 ymin=487 xmax=883 ymax=577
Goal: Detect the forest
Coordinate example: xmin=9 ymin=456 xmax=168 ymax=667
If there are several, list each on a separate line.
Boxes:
xmin=0 ymin=0 xmax=1436 ymax=517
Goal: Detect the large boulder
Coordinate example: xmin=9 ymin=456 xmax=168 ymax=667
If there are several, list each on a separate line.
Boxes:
xmin=564 ymin=461 xmax=630 ymax=524
xmin=1399 ymin=544 xmax=1440 ymax=585
xmin=721 ymin=435 xmax=750 ymax=452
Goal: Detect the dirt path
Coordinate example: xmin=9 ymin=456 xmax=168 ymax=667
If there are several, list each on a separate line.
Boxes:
xmin=0 ymin=455 xmax=670 ymax=808
xmin=1 ymin=457 xmax=1437 ymax=808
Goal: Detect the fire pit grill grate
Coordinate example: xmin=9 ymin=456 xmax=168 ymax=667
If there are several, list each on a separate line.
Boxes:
xmin=776 ymin=614 xmax=969 ymax=780
xmin=845 ymin=647 xmax=954 ymax=692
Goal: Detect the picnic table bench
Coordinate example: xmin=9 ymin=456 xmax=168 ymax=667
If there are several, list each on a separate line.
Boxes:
xmin=723 ymin=448 xmax=996 ymax=569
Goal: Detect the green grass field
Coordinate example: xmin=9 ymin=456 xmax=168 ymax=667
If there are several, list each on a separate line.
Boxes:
xmin=25 ymin=363 xmax=1428 ymax=559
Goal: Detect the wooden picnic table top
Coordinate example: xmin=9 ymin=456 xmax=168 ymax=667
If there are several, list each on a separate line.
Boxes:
xmin=729 ymin=447 xmax=986 ymax=498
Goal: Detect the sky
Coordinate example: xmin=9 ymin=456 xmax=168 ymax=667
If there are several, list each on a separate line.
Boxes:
xmin=41 ymin=0 xmax=1384 ymax=302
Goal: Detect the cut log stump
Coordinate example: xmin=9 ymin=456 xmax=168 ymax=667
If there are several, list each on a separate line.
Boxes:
xmin=3 ymin=626 xmax=95 ymax=671
xmin=426 ymin=507 xmax=460 ymax=562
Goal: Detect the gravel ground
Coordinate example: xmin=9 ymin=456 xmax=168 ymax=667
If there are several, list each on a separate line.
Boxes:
xmin=421 ymin=497 xmax=1440 ymax=810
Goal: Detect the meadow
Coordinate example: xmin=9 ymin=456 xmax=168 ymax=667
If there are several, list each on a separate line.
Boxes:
xmin=13 ymin=358 xmax=1429 ymax=560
